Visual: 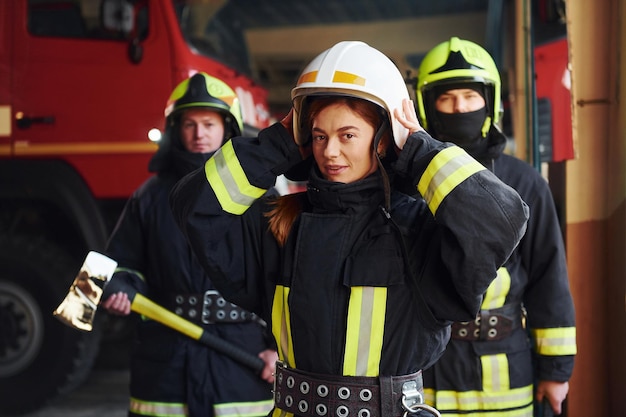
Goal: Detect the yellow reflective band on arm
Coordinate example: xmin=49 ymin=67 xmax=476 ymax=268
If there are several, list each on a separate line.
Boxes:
xmin=272 ymin=285 xmax=295 ymax=367
xmin=482 ymin=267 xmax=511 ymax=309
xmin=417 ymin=146 xmax=486 ymax=215
xmin=130 ymin=397 xmax=188 ymax=417
xmin=532 ymin=327 xmax=577 ymax=355
xmin=214 ymin=399 xmax=275 ymax=417
xmin=343 ymin=286 xmax=387 ymax=377
xmin=206 ymin=140 xmax=267 ymax=215
xmin=424 ymin=384 xmax=533 ymax=416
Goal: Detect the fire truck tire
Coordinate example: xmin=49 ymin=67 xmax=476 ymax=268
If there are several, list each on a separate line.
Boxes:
xmin=0 ymin=235 xmax=103 ymax=416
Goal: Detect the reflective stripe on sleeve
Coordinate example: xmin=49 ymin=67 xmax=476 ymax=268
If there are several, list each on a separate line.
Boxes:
xmin=206 ymin=140 xmax=267 ymax=215
xmin=114 ymin=267 xmax=146 ymax=283
xmin=129 ymin=397 xmax=187 ymax=416
xmin=531 ymin=327 xmax=577 ymax=355
xmin=214 ymin=399 xmax=275 ymax=417
xmin=343 ymin=286 xmax=387 ymax=377
xmin=417 ymin=146 xmax=486 ymax=215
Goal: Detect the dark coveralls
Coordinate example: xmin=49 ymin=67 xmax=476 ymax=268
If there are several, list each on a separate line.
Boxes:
xmin=422 ymin=127 xmax=577 ymax=416
xmin=105 ymin=131 xmax=275 ymax=417
xmin=170 ymin=123 xmax=529 ymax=417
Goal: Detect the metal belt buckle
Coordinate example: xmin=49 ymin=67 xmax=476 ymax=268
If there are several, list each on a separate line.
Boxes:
xmin=401 ymin=380 xmax=441 ymax=417
xmin=202 ymin=290 xmax=221 ymax=324
xmin=272 ymin=361 xmax=286 ymax=403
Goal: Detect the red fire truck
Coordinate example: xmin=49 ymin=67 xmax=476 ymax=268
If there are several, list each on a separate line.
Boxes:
xmin=0 ymin=1 xmax=270 ymax=414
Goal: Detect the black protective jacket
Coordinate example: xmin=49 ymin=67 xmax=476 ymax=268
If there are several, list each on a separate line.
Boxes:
xmin=422 ymin=127 xmax=577 ymax=416
xmin=170 ymin=123 xmax=528 ymax=413
xmin=105 ymin=131 xmax=274 ymax=417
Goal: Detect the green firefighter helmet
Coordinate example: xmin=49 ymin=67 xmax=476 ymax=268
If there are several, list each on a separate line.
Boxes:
xmin=165 ymin=72 xmax=243 ymax=138
xmin=416 ymin=37 xmax=501 ymax=130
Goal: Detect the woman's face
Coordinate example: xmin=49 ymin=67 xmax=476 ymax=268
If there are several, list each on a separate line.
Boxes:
xmin=311 ymin=102 xmax=377 ymax=183
xmin=179 ymin=109 xmax=225 ymax=153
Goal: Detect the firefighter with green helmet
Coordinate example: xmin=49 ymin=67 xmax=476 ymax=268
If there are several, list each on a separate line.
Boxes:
xmin=101 ymin=72 xmax=277 ymax=417
xmin=416 ymin=37 xmax=577 ymax=417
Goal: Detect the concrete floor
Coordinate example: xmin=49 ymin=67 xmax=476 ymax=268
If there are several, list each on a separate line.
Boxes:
xmin=20 ymin=368 xmax=130 ymax=417
xmin=19 ymin=331 xmax=132 ymax=417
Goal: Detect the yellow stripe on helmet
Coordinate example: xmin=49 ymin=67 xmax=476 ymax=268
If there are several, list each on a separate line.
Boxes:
xmin=332 ymin=71 xmax=366 ymax=86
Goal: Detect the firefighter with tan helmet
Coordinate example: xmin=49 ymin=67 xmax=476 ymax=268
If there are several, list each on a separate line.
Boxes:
xmin=170 ymin=41 xmax=528 ymax=417
xmin=416 ymin=37 xmax=577 ymax=417
xmin=101 ymin=73 xmax=277 ymax=417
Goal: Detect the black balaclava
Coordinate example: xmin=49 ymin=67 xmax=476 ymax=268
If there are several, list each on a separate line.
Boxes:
xmin=429 ymin=83 xmax=489 ymax=148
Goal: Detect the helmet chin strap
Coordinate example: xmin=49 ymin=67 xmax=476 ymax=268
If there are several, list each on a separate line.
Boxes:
xmin=481 ymin=116 xmax=492 ymax=138
xmin=372 ymin=119 xmax=391 ymax=210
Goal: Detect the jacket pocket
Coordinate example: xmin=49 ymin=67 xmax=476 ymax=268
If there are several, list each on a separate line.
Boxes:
xmin=343 ymin=225 xmax=405 ymax=287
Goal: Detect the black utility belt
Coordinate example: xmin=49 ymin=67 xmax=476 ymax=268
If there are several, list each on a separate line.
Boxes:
xmin=451 ymin=304 xmax=523 ymax=342
xmin=273 ymin=362 xmax=440 ymax=417
xmin=167 ymin=290 xmax=260 ymax=325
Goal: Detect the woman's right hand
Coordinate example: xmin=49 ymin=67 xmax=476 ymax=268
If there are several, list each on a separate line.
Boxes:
xmin=394 ymin=98 xmax=424 ymax=150
xmin=280 ymin=108 xmax=294 ymax=135
xmin=100 ymin=291 xmax=131 ymax=316
xmin=280 ymin=107 xmax=311 ymax=159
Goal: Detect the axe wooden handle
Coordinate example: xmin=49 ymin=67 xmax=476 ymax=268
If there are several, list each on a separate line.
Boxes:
xmin=103 ymin=276 xmax=265 ymax=375
xmin=129 ymin=293 xmax=265 ymax=375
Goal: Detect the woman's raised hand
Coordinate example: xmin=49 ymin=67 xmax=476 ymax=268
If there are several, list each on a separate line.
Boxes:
xmin=393 ymin=98 xmax=424 ymax=150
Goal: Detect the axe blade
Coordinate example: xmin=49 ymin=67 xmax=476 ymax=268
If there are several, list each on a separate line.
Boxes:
xmin=53 ymin=251 xmax=117 ymax=331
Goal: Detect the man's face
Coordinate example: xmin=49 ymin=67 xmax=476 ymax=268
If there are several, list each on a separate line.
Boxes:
xmin=435 ymin=88 xmax=486 ymax=114
xmin=179 ymin=109 xmax=225 ymax=153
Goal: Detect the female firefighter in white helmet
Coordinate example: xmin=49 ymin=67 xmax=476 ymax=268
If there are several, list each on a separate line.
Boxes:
xmin=416 ymin=37 xmax=576 ymax=417
xmin=170 ymin=42 xmax=528 ymax=417
xmin=101 ymin=73 xmax=277 ymax=417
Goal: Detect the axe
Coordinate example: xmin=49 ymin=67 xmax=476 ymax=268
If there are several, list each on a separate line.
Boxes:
xmin=54 ymin=251 xmax=265 ymax=375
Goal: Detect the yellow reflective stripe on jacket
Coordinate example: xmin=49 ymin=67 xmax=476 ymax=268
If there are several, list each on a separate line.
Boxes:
xmin=272 ymin=285 xmax=295 ymax=367
xmin=482 ymin=267 xmax=511 ymax=309
xmin=424 ymin=384 xmax=533 ymax=416
xmin=482 ymin=353 xmax=510 ymax=391
xmin=531 ymin=327 xmax=577 ymax=355
xmin=271 ymin=407 xmax=292 ymax=417
xmin=343 ymin=286 xmax=387 ymax=377
xmin=214 ymin=399 xmax=275 ymax=417
xmin=206 ymin=140 xmax=267 ymax=215
xmin=129 ymin=397 xmax=187 ymax=416
xmin=417 ymin=146 xmax=486 ymax=215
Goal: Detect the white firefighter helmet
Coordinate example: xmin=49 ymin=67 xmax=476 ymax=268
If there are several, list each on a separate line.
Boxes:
xmin=291 ymin=41 xmax=410 ymax=148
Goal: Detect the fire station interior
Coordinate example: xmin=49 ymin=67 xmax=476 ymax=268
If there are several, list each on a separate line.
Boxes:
xmin=210 ymin=2 xmax=626 ymax=415
xmin=10 ymin=0 xmax=625 ymax=416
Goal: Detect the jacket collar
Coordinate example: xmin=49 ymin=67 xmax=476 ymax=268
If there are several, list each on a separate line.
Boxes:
xmin=306 ymin=167 xmax=385 ymax=214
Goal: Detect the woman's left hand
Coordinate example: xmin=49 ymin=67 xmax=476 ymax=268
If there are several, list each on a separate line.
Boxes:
xmin=258 ymin=349 xmax=279 ymax=384
xmin=393 ymin=98 xmax=424 ymax=150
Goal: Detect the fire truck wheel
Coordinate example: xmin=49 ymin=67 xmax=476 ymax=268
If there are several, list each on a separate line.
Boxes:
xmin=0 ymin=235 xmax=103 ymax=416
